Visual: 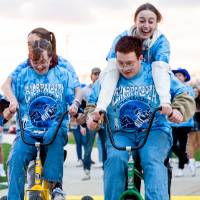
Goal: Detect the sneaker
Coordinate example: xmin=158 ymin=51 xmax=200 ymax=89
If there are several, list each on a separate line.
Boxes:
xmin=174 ymin=169 xmax=184 ymax=177
xmin=52 ymin=183 xmax=65 ymax=200
xmin=82 ymin=169 xmax=91 ymax=181
xmin=92 ymin=162 xmax=103 ymax=168
xmin=0 ymin=169 xmax=6 ymax=177
xmin=188 ymin=159 xmax=196 ymax=176
xmin=76 ymin=159 xmax=83 ymax=167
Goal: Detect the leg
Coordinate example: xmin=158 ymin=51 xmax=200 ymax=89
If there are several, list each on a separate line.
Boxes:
xmin=177 ymin=127 xmax=190 ymax=169
xmin=72 ymin=126 xmax=83 ymax=161
xmin=42 ymin=128 xmax=67 ymax=182
xmin=139 ymin=130 xmax=172 ymax=200
xmin=104 ymin=133 xmax=132 ymax=200
xmin=7 ymin=136 xmax=36 ymax=200
xmin=83 ymin=129 xmax=96 ymax=171
xmin=98 ymin=128 xmax=107 ymax=165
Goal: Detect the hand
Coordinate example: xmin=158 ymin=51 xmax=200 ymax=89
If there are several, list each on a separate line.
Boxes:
xmin=3 ymin=108 xmax=15 ymax=120
xmin=76 ymin=113 xmax=87 ymax=125
xmin=168 ymin=109 xmax=183 ymax=123
xmin=69 ymin=103 xmax=79 ymax=116
xmin=86 ymin=111 xmax=102 ymax=131
xmin=160 ymin=103 xmax=172 ymax=116
xmin=80 ymin=126 xmax=86 ymax=135
xmin=9 ymin=98 xmax=18 ymax=113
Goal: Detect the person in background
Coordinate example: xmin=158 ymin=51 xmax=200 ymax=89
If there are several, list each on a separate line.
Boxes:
xmin=80 ymin=67 xmax=107 ymax=180
xmin=70 ymin=116 xmax=86 ymax=167
xmin=187 ymin=85 xmax=200 ymax=176
xmin=94 ymin=135 xmax=103 ymax=168
xmin=171 ymin=68 xmax=195 ymax=177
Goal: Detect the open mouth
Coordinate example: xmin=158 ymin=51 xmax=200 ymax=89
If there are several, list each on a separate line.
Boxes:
xmin=141 ymin=30 xmax=151 ymax=35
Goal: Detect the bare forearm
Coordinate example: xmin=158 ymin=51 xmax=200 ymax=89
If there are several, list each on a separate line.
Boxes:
xmin=1 ymin=77 xmax=17 ymax=103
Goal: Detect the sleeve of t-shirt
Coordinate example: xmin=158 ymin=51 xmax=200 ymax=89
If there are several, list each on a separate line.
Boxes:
xmin=58 ymin=56 xmax=80 ymax=88
xmin=62 ymin=69 xmax=76 ymax=105
xmin=87 ymin=80 xmax=101 ymax=105
xmin=106 ymin=31 xmax=128 ymax=60
xmin=152 ymin=35 xmax=170 ymax=63
xmin=9 ymin=60 xmax=28 ymax=81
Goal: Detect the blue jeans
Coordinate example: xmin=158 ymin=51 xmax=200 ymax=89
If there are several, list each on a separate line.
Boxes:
xmin=83 ymin=128 xmax=107 ymax=170
xmin=7 ymin=128 xmax=68 ymax=200
xmin=104 ymin=129 xmax=172 ymax=200
xmin=72 ymin=126 xmax=86 ymax=160
xmin=97 ymin=135 xmax=103 ymax=162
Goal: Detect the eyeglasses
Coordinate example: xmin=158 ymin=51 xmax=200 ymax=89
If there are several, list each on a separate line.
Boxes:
xmin=117 ymin=61 xmax=135 ymax=71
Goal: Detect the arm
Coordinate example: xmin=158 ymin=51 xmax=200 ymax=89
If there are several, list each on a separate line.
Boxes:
xmin=171 ymin=92 xmax=196 ymax=122
xmin=1 ymin=60 xmax=28 ymax=113
xmin=169 ymin=74 xmax=196 ymax=123
xmin=151 ymin=35 xmax=171 ymax=107
xmin=1 ymin=77 xmax=18 ymax=113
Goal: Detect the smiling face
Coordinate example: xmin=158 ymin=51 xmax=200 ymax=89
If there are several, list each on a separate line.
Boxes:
xmin=135 ymin=10 xmax=157 ymax=40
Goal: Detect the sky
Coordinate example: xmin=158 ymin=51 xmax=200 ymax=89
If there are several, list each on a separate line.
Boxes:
xmin=0 ymin=0 xmax=200 ymax=85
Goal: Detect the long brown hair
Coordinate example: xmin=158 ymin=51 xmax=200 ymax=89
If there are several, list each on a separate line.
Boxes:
xmin=28 ymin=27 xmax=58 ymax=67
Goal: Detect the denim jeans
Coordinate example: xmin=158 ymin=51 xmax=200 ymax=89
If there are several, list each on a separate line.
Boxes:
xmin=7 ymin=128 xmax=68 ymax=200
xmin=83 ymin=128 xmax=107 ymax=170
xmin=97 ymin=135 xmax=103 ymax=162
xmin=72 ymin=125 xmax=86 ymax=160
xmin=104 ymin=129 xmax=172 ymax=200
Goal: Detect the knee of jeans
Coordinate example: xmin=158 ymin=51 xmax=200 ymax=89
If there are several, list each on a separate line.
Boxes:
xmin=106 ymin=152 xmax=127 ymax=169
xmin=140 ymin=151 xmax=165 ymax=170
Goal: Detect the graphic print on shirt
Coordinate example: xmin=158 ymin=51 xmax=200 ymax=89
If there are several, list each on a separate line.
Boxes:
xmin=24 ymin=83 xmax=64 ymax=128
xmin=29 ymin=96 xmax=57 ymax=128
xmin=111 ymin=84 xmax=158 ymax=131
xmin=119 ymin=100 xmax=151 ymax=130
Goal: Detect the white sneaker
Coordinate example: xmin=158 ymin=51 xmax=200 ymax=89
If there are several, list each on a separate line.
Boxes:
xmin=174 ymin=169 xmax=184 ymax=177
xmin=188 ymin=159 xmax=196 ymax=176
xmin=76 ymin=160 xmax=83 ymax=167
xmin=82 ymin=169 xmax=90 ymax=181
xmin=0 ymin=169 xmax=6 ymax=177
xmin=92 ymin=162 xmax=103 ymax=168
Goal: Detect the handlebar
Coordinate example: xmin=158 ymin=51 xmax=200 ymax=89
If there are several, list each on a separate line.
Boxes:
xmin=104 ymin=107 xmax=161 ymax=151
xmin=16 ymin=108 xmax=69 ymax=146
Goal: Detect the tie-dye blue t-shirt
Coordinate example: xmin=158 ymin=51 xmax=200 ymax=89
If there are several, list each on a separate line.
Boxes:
xmin=88 ymin=62 xmax=189 ymax=134
xmin=13 ymin=66 xmax=75 ymax=138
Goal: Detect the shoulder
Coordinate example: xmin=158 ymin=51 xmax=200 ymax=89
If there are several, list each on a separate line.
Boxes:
xmin=153 ymin=33 xmax=169 ymax=46
xmin=57 ymin=55 xmax=74 ymax=69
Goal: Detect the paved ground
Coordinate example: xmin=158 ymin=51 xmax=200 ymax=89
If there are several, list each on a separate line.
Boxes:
xmin=1 ymin=134 xmax=200 ymax=199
